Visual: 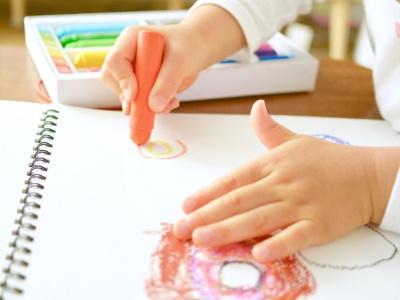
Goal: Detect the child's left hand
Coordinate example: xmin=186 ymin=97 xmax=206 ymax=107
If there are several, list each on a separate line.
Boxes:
xmin=173 ymin=100 xmax=391 ymax=262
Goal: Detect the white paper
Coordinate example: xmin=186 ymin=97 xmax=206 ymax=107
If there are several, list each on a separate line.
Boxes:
xmin=0 ymin=101 xmax=399 ymax=300
xmin=0 ymin=102 xmax=45 ymax=288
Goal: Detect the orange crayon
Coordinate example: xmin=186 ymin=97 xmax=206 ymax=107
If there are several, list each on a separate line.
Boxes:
xmin=130 ymin=31 xmax=165 ymax=145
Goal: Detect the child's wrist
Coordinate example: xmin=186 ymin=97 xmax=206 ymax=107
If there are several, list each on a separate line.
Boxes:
xmin=176 ymin=22 xmax=211 ymax=70
xmin=365 ymin=148 xmax=383 ymax=224
xmin=182 ymin=4 xmax=246 ymax=67
xmin=366 ymin=148 xmax=400 ymax=225
xmin=181 ymin=16 xmax=220 ymax=69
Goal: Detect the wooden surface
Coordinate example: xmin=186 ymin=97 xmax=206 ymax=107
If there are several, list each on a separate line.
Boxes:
xmin=0 ymin=47 xmax=41 ymax=102
xmin=0 ymin=46 xmax=381 ymax=119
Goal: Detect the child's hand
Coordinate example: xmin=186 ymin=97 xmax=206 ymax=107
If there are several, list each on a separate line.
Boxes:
xmin=173 ymin=100 xmax=397 ymax=262
xmin=100 ymin=5 xmax=245 ymax=115
xmin=100 ymin=24 xmax=204 ymax=114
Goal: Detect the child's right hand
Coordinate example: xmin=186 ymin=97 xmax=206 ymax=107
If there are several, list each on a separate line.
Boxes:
xmin=100 ymin=5 xmax=246 ymax=115
xmin=100 ymin=23 xmax=206 ymax=114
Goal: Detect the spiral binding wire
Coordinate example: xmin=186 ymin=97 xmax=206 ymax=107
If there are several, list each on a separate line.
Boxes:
xmin=0 ymin=109 xmax=59 ymax=300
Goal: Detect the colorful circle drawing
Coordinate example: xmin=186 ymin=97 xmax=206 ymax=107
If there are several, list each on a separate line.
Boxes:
xmin=218 ymin=261 xmax=262 ymax=290
xmin=139 ymin=140 xmax=187 ymax=159
xmin=313 ymin=134 xmax=350 ymax=145
xmin=146 ymin=224 xmax=316 ymax=300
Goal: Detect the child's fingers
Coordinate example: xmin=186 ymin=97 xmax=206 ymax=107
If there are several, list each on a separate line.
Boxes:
xmin=250 ymin=100 xmax=296 ymax=149
xmin=192 ymin=202 xmax=296 ymax=247
xmin=100 ymin=71 xmax=131 ymax=115
xmin=111 ymin=26 xmax=140 ymax=62
xmin=252 ymin=219 xmax=317 ymax=262
xmin=161 ymin=98 xmax=180 ymax=114
xmin=149 ymin=53 xmax=184 ymax=113
xmin=182 ymin=157 xmax=271 ymax=214
xmin=123 ymin=99 xmax=132 ymax=116
xmin=100 ymin=69 xmax=123 ymax=101
xmin=102 ymin=26 xmax=140 ymax=105
xmin=103 ymin=55 xmax=137 ymax=106
xmin=174 ymin=177 xmax=277 ymax=240
xmin=177 ymin=74 xmax=198 ymax=93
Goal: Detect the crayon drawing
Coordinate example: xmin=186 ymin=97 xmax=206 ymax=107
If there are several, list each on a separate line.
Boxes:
xmin=298 ymin=226 xmax=398 ymax=271
xmin=312 ymin=134 xmax=349 ymax=145
xmin=146 ymin=224 xmax=315 ymax=300
xmin=139 ymin=140 xmax=187 ymax=159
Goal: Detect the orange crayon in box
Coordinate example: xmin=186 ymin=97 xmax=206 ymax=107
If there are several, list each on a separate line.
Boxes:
xmin=130 ymin=31 xmax=165 ymax=145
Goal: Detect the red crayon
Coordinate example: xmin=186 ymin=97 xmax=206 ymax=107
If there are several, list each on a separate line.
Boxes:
xmin=130 ymin=31 xmax=165 ymax=145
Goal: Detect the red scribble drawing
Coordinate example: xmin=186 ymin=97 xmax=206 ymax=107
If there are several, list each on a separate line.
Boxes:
xmin=146 ymin=224 xmax=316 ymax=300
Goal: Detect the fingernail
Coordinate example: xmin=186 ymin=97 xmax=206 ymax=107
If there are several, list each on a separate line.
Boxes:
xmin=123 ymin=88 xmax=130 ymax=101
xmin=122 ymin=100 xmax=128 ymax=115
xmin=150 ymin=95 xmax=167 ymax=112
xmin=252 ymin=245 xmax=270 ymax=262
xmin=175 ymin=218 xmax=192 ymax=240
xmin=172 ymin=101 xmax=180 ymax=110
xmin=120 ymin=89 xmax=131 ymax=115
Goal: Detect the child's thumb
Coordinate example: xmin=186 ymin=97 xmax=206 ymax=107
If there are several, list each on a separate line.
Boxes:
xmin=149 ymin=63 xmax=182 ymax=113
xmin=250 ymin=100 xmax=296 ymax=149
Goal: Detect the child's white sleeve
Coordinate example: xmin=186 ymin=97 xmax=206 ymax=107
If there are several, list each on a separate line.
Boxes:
xmin=364 ymin=0 xmax=400 ymax=130
xmin=380 ymin=169 xmax=400 ymax=234
xmin=188 ymin=0 xmax=311 ymax=61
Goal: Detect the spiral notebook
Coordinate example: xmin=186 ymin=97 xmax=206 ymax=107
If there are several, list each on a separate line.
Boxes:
xmin=1 ymin=100 xmax=400 ymax=300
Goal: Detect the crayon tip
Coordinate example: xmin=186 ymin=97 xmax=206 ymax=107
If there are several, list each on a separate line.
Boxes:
xmin=131 ymin=128 xmax=151 ymax=145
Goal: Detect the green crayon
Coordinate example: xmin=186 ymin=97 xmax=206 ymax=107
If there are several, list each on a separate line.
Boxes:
xmin=64 ymin=38 xmax=117 ymax=48
xmin=60 ymin=32 xmax=120 ymax=47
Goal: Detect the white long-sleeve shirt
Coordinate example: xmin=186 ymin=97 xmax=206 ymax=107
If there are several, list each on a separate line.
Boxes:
xmin=190 ymin=0 xmax=400 ymax=233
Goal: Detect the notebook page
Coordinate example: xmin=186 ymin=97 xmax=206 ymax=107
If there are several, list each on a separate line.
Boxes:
xmin=21 ymin=105 xmax=266 ymax=300
xmin=0 ymin=101 xmax=47 ymax=290
xmin=12 ymin=106 xmax=400 ymax=300
xmin=130 ymin=115 xmax=400 ymax=300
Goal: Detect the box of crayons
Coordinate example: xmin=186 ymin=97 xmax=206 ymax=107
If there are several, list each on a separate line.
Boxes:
xmin=24 ymin=11 xmax=319 ymax=108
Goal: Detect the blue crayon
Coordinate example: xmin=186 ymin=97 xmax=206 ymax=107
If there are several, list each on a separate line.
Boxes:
xmin=55 ymin=22 xmax=137 ymax=39
xmin=257 ymin=54 xmax=291 ymax=61
xmin=219 ymin=59 xmax=238 ymax=64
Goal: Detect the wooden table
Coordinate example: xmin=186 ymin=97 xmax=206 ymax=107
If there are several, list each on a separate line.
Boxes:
xmin=0 ymin=46 xmax=381 ymax=120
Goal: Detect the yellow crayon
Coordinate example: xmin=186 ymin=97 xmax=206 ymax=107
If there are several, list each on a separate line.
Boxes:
xmin=73 ymin=50 xmax=109 ymax=69
xmin=42 ymin=37 xmax=57 ymax=47
xmin=48 ymin=48 xmax=64 ymax=58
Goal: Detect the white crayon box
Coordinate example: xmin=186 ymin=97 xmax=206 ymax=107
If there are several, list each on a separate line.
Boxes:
xmin=25 ymin=10 xmax=319 ymax=108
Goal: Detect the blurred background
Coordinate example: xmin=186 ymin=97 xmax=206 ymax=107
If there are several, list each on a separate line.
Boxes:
xmin=1 ymin=0 xmax=371 ymax=66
